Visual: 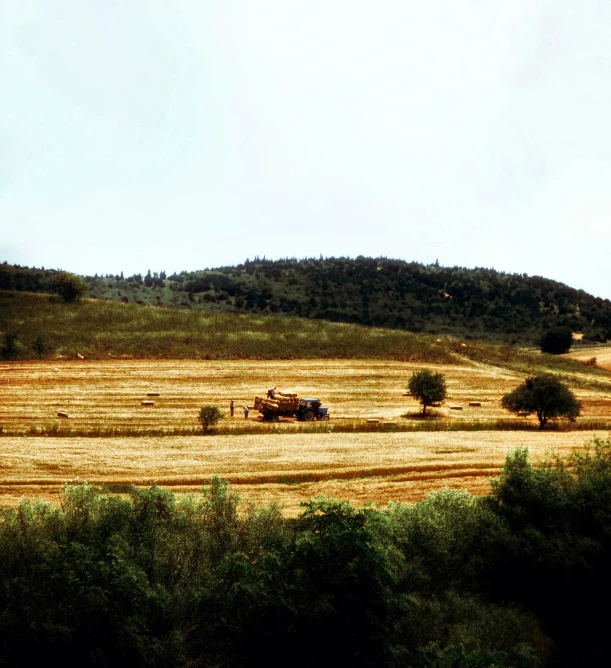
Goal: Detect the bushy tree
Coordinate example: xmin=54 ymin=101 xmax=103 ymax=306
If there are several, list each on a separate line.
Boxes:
xmin=501 ymin=374 xmax=581 ymax=427
xmin=50 ymin=270 xmax=87 ymax=302
xmin=408 ymin=369 xmax=447 ymax=416
xmin=540 ymin=326 xmax=573 ymax=354
xmin=199 ymin=405 xmax=224 ymax=433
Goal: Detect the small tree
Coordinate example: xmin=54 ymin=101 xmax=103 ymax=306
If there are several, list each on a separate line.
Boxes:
xmin=501 ymin=374 xmax=581 ymax=428
xmin=50 ymin=271 xmax=87 ymax=303
xmin=540 ymin=327 xmax=573 ymax=355
xmin=1 ymin=332 xmax=19 ymax=360
xmin=32 ymin=333 xmax=52 ymax=359
xmin=408 ymin=369 xmax=447 ymax=416
xmin=199 ymin=405 xmax=224 ymax=434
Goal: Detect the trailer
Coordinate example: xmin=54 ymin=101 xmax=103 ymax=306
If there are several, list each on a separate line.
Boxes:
xmin=254 ymin=392 xmax=329 ymax=422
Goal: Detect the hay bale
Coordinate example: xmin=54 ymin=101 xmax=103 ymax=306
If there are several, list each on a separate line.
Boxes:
xmin=147 ymin=392 xmax=160 ymax=397
xmin=57 ymin=411 xmax=69 ymax=419
xmin=468 ymin=401 xmax=482 ymax=407
xmin=141 ymin=400 xmax=154 ymax=407
xmin=450 ymin=406 xmax=463 ymax=410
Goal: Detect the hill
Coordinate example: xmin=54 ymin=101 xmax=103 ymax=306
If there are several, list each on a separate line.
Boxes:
xmin=3 ymin=291 xmax=611 ymax=391
xmin=2 ymin=257 xmax=611 ymax=343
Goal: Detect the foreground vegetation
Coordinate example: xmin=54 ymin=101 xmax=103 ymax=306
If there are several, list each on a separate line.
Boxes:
xmin=3 ymin=257 xmax=611 ymax=343
xmin=2 ymin=441 xmax=611 ymax=666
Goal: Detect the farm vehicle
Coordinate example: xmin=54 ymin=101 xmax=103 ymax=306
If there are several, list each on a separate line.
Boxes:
xmin=254 ymin=391 xmax=329 ymax=422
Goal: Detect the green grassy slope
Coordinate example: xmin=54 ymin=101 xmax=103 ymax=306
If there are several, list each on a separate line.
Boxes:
xmin=2 ymin=291 xmax=611 ymax=389
xmin=0 ymin=291 xmax=455 ymax=362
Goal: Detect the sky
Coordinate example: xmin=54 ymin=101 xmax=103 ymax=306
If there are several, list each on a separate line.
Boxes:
xmin=1 ymin=1 xmax=611 ymax=298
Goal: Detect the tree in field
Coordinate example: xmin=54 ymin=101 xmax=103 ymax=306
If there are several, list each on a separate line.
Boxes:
xmin=50 ymin=270 xmax=87 ymax=302
xmin=199 ymin=405 xmax=224 ymax=434
xmin=408 ymin=369 xmax=447 ymax=416
xmin=501 ymin=374 xmax=581 ymax=428
xmin=540 ymin=326 xmax=573 ymax=355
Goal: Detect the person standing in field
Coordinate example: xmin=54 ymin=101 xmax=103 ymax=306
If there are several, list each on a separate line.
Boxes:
xmin=244 ymin=405 xmax=249 ymax=419
xmin=230 ymin=400 xmax=235 ymax=417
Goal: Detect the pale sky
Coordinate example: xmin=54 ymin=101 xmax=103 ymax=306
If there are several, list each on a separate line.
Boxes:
xmin=2 ymin=1 xmax=611 ymax=298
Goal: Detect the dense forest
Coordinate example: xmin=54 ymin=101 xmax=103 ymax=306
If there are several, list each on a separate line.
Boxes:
xmin=3 ymin=257 xmax=611 ymax=343
xmin=2 ymin=442 xmax=611 ymax=667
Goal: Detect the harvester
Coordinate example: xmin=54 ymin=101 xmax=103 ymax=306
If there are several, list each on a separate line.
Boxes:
xmin=254 ymin=390 xmax=329 ymax=422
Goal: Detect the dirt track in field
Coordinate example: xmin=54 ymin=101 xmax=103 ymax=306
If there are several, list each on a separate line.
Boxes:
xmin=1 ymin=360 xmax=610 ymax=513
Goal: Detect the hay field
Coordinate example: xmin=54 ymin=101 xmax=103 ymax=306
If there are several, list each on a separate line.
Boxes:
xmin=1 ymin=431 xmax=608 ymax=514
xmin=568 ymin=344 xmax=611 ymax=371
xmin=2 ymin=359 xmax=610 ymax=512
xmin=3 ymin=358 xmax=611 ymax=433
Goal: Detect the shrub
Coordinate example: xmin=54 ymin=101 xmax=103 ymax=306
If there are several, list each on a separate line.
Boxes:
xmin=50 ymin=270 xmax=87 ymax=302
xmin=501 ymin=374 xmax=581 ymax=427
xmin=540 ymin=326 xmax=573 ymax=354
xmin=198 ymin=405 xmax=224 ymax=433
xmin=31 ymin=333 xmax=52 ymax=359
xmin=407 ymin=369 xmax=447 ymax=416
xmin=1 ymin=332 xmax=19 ymax=360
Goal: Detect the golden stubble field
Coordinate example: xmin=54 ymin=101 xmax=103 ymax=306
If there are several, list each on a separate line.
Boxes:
xmin=568 ymin=344 xmax=611 ymax=371
xmin=1 ymin=359 xmax=611 ymax=513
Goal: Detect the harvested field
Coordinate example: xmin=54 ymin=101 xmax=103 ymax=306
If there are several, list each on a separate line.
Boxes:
xmin=2 ymin=359 xmax=610 ymax=513
xmin=568 ymin=344 xmax=611 ymax=371
xmin=1 ymin=431 xmax=608 ymax=515
xmin=2 ymin=358 xmax=611 ymax=434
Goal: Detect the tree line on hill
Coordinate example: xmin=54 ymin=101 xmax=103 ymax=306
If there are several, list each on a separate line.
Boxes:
xmin=2 ymin=257 xmax=611 ymax=343
xmin=2 ymin=442 xmax=611 ymax=667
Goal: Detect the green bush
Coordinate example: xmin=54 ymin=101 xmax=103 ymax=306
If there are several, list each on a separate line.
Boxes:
xmin=1 ymin=331 xmax=19 ymax=359
xmin=31 ymin=332 xmax=52 ymax=358
xmin=198 ymin=405 xmax=224 ymax=433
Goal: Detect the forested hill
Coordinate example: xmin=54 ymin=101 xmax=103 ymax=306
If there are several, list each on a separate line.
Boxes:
xmin=3 ymin=257 xmax=611 ymax=343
